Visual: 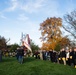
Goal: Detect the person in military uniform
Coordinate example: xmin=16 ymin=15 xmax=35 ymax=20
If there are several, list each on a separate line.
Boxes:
xmin=69 ymin=48 xmax=74 ymax=66
xmin=61 ymin=48 xmax=66 ymax=65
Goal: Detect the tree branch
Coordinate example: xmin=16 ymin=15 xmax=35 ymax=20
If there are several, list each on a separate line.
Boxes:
xmin=62 ymin=26 xmax=76 ymax=38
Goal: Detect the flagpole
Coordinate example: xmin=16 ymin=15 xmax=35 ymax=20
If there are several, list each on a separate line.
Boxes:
xmin=21 ymin=32 xmax=23 ymax=46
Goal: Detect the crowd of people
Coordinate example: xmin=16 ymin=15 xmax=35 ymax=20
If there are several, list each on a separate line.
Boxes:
xmin=34 ymin=47 xmax=76 ymax=68
xmin=0 ymin=46 xmax=76 ymax=68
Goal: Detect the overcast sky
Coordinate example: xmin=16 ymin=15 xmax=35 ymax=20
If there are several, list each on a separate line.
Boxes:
xmin=0 ymin=0 xmax=76 ymax=47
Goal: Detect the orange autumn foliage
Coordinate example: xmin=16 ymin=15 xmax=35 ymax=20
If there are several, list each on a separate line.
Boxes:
xmin=40 ymin=17 xmax=62 ymax=50
xmin=59 ymin=37 xmax=70 ymax=48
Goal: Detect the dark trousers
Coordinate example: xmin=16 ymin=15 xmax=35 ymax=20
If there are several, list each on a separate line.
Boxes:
xmin=0 ymin=55 xmax=2 ymax=62
xmin=18 ymin=56 xmax=23 ymax=64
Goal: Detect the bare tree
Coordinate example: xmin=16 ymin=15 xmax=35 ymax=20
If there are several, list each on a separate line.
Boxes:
xmin=0 ymin=36 xmax=6 ymax=50
xmin=63 ymin=10 xmax=76 ymax=38
xmin=0 ymin=35 xmax=10 ymax=50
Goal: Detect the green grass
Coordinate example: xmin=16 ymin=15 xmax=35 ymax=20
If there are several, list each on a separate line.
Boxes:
xmin=0 ymin=57 xmax=76 ymax=75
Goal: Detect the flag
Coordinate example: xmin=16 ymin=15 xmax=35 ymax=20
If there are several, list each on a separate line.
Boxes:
xmin=22 ymin=34 xmax=32 ymax=51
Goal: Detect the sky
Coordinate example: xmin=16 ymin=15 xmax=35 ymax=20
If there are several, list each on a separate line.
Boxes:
xmin=0 ymin=0 xmax=76 ymax=47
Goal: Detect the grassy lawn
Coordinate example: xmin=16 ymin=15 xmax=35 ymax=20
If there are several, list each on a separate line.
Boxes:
xmin=0 ymin=57 xmax=76 ymax=75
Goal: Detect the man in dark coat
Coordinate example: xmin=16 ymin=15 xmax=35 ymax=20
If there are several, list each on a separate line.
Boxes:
xmin=17 ymin=47 xmax=24 ymax=64
xmin=61 ymin=48 xmax=66 ymax=65
xmin=69 ymin=48 xmax=74 ymax=66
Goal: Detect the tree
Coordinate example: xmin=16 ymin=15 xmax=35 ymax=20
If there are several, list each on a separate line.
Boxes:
xmin=58 ymin=36 xmax=71 ymax=49
xmin=30 ymin=40 xmax=40 ymax=52
xmin=10 ymin=43 xmax=19 ymax=52
xmin=69 ymin=40 xmax=76 ymax=47
xmin=59 ymin=36 xmax=70 ymax=48
xmin=54 ymin=44 xmax=61 ymax=52
xmin=0 ymin=36 xmax=7 ymax=50
xmin=63 ymin=10 xmax=76 ymax=38
xmin=39 ymin=17 xmax=62 ymax=50
xmin=54 ymin=36 xmax=71 ymax=51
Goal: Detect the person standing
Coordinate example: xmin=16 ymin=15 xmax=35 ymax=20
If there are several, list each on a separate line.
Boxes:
xmin=0 ymin=50 xmax=2 ymax=62
xmin=73 ymin=47 xmax=76 ymax=68
xmin=69 ymin=48 xmax=74 ymax=66
xmin=18 ymin=47 xmax=24 ymax=64
xmin=39 ymin=50 xmax=43 ymax=60
xmin=42 ymin=50 xmax=46 ymax=60
xmin=16 ymin=47 xmax=20 ymax=60
xmin=61 ymin=48 xmax=66 ymax=65
xmin=66 ymin=49 xmax=70 ymax=65
xmin=52 ymin=51 xmax=57 ymax=63
xmin=49 ymin=50 xmax=53 ymax=62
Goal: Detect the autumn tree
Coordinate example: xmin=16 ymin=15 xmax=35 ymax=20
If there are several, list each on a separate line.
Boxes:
xmin=0 ymin=36 xmax=7 ymax=50
xmin=59 ymin=36 xmax=71 ymax=48
xmin=39 ymin=17 xmax=62 ymax=50
xmin=54 ymin=36 xmax=71 ymax=51
xmin=63 ymin=10 xmax=76 ymax=38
